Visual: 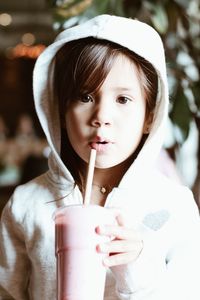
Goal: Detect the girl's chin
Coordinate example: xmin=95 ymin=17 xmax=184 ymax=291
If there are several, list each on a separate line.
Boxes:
xmin=94 ymin=160 xmax=122 ymax=170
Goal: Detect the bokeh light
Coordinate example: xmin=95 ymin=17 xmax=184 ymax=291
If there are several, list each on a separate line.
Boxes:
xmin=0 ymin=13 xmax=12 ymax=26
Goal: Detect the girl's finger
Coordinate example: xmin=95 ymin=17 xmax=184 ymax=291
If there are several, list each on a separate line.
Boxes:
xmin=97 ymin=239 xmax=141 ymax=254
xmin=103 ymin=250 xmax=142 ymax=267
xmin=107 ymin=208 xmax=127 ymax=227
xmin=116 ymin=212 xmax=126 ymax=227
xmin=96 ymin=224 xmax=140 ymax=241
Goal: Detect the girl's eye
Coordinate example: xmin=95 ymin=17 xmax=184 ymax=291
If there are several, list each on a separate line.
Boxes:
xmin=80 ymin=94 xmax=93 ymax=103
xmin=117 ymin=96 xmax=131 ymax=104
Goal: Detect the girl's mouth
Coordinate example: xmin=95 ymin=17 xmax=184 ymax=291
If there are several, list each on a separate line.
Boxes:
xmin=96 ymin=141 xmax=108 ymax=144
xmin=89 ymin=140 xmax=112 ymax=152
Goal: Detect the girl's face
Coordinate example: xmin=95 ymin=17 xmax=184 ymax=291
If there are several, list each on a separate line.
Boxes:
xmin=65 ymin=54 xmax=148 ymax=169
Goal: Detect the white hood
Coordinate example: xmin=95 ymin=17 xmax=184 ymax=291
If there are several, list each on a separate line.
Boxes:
xmin=33 ymin=14 xmax=169 ymax=185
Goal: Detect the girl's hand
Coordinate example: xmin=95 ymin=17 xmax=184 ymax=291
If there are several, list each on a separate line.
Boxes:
xmin=96 ymin=211 xmax=143 ymax=267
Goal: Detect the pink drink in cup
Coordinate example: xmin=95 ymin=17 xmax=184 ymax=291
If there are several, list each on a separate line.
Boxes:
xmin=54 ymin=204 xmax=114 ymax=300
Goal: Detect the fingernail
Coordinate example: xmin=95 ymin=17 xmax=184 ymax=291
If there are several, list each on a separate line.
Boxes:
xmin=96 ymin=244 xmax=101 ymax=253
xmin=97 ymin=243 xmax=109 ymax=253
xmin=95 ymin=226 xmax=100 ymax=234
xmin=96 ymin=225 xmax=104 ymax=234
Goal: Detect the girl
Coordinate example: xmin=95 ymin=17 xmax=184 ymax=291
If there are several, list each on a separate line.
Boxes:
xmin=0 ymin=14 xmax=200 ymax=300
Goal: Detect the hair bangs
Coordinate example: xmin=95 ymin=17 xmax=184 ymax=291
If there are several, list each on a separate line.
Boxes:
xmin=72 ymin=43 xmax=116 ymax=96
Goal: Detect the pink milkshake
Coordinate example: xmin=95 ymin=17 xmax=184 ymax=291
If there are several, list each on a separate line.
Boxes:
xmin=54 ymin=204 xmax=114 ymax=300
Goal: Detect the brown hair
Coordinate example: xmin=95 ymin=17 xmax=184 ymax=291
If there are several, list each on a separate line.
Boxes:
xmin=54 ymin=37 xmax=158 ymax=187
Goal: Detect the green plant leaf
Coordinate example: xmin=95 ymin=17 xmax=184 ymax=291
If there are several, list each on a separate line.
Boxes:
xmin=54 ymin=0 xmax=92 ymax=18
xmin=191 ymin=82 xmax=200 ymax=112
xmin=169 ymin=87 xmax=192 ymax=142
xmin=151 ymin=4 xmax=169 ymax=34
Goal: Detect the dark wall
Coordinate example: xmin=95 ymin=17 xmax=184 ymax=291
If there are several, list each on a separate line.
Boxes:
xmin=0 ymin=56 xmax=43 ymax=137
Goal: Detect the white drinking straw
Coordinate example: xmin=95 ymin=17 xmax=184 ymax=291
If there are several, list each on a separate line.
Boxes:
xmin=84 ymin=148 xmax=97 ymax=206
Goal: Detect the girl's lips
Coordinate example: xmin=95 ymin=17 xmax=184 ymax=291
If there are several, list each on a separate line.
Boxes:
xmin=89 ymin=141 xmax=112 ymax=153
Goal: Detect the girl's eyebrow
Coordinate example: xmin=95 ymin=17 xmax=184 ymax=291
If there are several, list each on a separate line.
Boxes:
xmin=112 ymin=87 xmax=134 ymax=92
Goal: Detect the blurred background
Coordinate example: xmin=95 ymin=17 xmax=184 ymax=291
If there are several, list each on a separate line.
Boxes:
xmin=0 ymin=0 xmax=199 ymax=212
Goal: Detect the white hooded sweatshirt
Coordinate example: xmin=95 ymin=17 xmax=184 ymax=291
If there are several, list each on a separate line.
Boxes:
xmin=1 ymin=14 xmax=200 ymax=300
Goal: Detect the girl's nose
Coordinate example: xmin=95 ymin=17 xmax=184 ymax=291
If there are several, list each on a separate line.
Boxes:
xmin=90 ymin=101 xmax=112 ymax=127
